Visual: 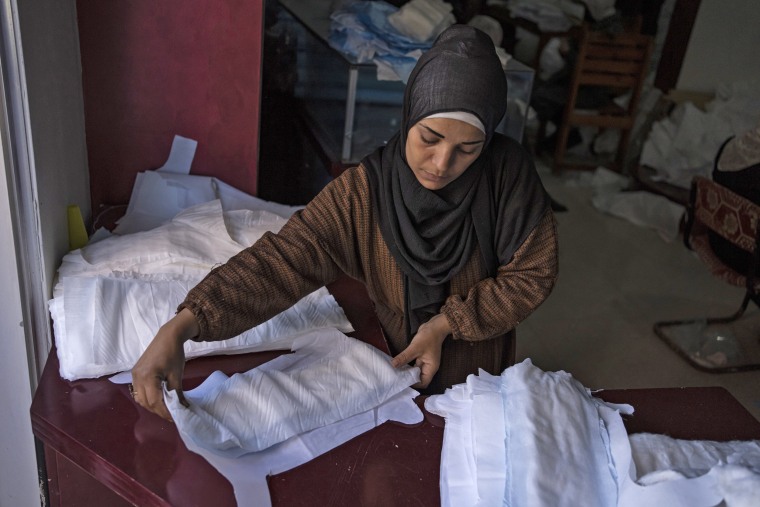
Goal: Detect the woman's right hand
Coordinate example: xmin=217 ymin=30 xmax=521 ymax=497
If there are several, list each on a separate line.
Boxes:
xmin=131 ymin=308 xmax=199 ymax=421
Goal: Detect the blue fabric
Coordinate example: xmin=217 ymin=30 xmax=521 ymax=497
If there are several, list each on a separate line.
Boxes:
xmin=328 ymin=1 xmax=431 ymax=81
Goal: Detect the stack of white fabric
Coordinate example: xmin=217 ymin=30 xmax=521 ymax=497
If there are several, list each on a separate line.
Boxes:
xmin=387 ymin=0 xmax=455 ymax=43
xmin=426 ymin=360 xmax=760 ymax=507
xmin=50 ymin=195 xmax=352 ymax=381
xmin=640 ymin=79 xmax=760 ymax=189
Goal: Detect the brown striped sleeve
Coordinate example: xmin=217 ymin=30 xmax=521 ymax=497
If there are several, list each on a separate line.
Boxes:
xmin=179 ymin=168 xmax=369 ymax=342
xmin=440 ymin=209 xmax=559 ymax=341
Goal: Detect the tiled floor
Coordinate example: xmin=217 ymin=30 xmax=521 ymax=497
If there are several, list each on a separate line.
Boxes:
xmin=518 ymin=162 xmax=760 ymax=422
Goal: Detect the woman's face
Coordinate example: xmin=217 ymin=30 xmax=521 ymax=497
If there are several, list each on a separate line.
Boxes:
xmin=405 ymin=118 xmax=486 ymax=190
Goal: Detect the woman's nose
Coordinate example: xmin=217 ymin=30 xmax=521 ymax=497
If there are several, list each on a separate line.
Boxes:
xmin=431 ymin=146 xmax=454 ymax=174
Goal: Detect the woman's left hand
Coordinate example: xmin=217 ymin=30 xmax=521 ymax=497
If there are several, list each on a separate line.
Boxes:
xmin=392 ymin=314 xmax=451 ymax=388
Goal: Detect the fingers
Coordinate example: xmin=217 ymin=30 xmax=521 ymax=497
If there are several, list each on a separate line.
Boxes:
xmin=416 ymin=360 xmax=436 ymax=388
xmin=391 ymin=345 xmax=416 ymax=368
xmin=393 ymin=343 xmax=440 ymax=389
xmin=132 ymin=372 xmax=174 ymax=421
xmin=129 ymin=316 xmax=191 ymax=420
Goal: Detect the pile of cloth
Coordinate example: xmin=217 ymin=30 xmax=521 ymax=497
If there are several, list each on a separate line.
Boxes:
xmin=163 ymin=329 xmax=422 ymax=507
xmin=328 ymin=1 xmax=511 ymax=82
xmin=640 ymin=80 xmax=760 ymax=189
xmin=328 ymin=0 xmax=450 ymax=82
xmin=426 ymin=359 xmax=760 ymax=506
xmin=49 ymin=136 xmax=355 ymax=380
xmin=159 ymin=355 xmax=759 ymax=506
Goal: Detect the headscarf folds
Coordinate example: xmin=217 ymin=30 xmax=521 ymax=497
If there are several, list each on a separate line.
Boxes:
xmin=363 ymin=25 xmax=549 ymax=339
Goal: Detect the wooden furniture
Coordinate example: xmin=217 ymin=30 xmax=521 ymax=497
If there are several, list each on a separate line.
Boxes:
xmin=655 ymin=176 xmax=760 ymax=372
xmin=553 ymin=27 xmax=652 ymax=173
xmin=30 ymin=273 xmax=760 ymax=506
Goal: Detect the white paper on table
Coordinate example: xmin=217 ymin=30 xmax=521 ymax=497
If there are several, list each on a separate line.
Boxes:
xmin=158 ymin=135 xmax=198 ymax=174
xmin=113 ymin=172 xmax=301 ymax=236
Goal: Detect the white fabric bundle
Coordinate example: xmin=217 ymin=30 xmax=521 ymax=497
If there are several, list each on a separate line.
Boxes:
xmin=167 ymin=328 xmax=420 ymax=456
xmin=426 ymin=360 xmax=625 ymax=507
xmin=164 ymin=331 xmax=422 ymax=506
xmin=640 ymin=80 xmax=760 ymax=189
xmin=426 ymin=359 xmax=760 ymax=506
xmin=388 ymin=0 xmax=455 ymax=43
xmin=50 ymin=200 xmax=353 ymax=380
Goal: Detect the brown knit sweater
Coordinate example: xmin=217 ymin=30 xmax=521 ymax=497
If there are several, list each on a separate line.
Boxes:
xmin=180 ymin=165 xmax=558 ymax=392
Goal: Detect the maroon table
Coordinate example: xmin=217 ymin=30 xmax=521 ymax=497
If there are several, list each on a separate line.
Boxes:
xmin=31 ymin=276 xmax=760 ymax=506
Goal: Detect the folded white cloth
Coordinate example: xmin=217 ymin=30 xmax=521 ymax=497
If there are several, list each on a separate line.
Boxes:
xmin=170 ymin=372 xmax=422 ymax=507
xmin=388 ymin=0 xmax=455 ymax=42
xmin=167 ymin=328 xmax=420 ymax=456
xmin=426 ymin=359 xmax=760 ymax=507
xmin=640 ymin=80 xmax=760 ymax=189
xmin=50 ymin=200 xmax=352 ymax=380
xmin=165 ymin=328 xmax=422 ymax=507
xmin=427 ymin=360 xmax=625 ymax=507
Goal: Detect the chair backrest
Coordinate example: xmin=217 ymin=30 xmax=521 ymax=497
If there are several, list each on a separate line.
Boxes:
xmin=553 ymin=27 xmax=653 ymax=172
xmin=691 ymin=176 xmax=760 ymax=254
xmin=571 ymin=29 xmax=653 ymax=123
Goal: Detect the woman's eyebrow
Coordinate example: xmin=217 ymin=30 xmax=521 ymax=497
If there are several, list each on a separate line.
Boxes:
xmin=419 ymin=123 xmax=485 ymax=145
xmin=420 ymin=123 xmax=445 ymax=138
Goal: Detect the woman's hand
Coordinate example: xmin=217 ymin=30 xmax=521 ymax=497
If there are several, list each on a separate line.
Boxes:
xmin=391 ymin=313 xmax=451 ymax=388
xmin=130 ymin=308 xmax=199 ymax=421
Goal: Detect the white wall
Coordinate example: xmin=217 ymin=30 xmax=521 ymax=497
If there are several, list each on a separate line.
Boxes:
xmin=0 ymin=136 xmax=40 ymax=507
xmin=18 ymin=0 xmax=90 ymax=304
xmin=0 ymin=0 xmax=89 ymax=504
xmin=677 ymin=0 xmax=760 ymax=93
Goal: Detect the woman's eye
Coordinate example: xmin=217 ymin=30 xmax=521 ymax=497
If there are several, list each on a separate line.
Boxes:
xmin=458 ymin=147 xmax=476 ymax=155
xmin=421 ymin=136 xmax=437 ymax=145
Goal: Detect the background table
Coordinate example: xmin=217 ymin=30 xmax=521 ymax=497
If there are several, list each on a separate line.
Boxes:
xmin=31 ymin=276 xmax=760 ymax=506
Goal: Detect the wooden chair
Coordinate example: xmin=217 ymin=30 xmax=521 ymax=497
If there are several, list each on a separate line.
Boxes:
xmin=553 ymin=28 xmax=653 ymax=173
xmin=654 ymin=176 xmax=760 ymax=373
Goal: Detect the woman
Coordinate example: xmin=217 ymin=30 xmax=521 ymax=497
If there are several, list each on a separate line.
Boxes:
xmin=132 ymin=25 xmax=558 ymax=420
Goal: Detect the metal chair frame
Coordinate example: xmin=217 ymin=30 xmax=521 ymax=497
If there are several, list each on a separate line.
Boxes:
xmin=654 ymin=176 xmax=760 ymax=373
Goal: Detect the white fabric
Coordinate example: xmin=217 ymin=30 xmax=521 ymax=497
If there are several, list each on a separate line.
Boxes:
xmin=426 ymin=361 xmax=627 ymax=507
xmin=166 ymin=328 xmax=422 ymax=507
xmin=387 ymin=0 xmax=455 ymax=43
xmin=640 ymin=80 xmax=760 ymax=189
xmin=425 ymin=112 xmax=486 ymax=134
xmin=631 ymin=433 xmax=760 ymax=479
xmin=113 ymin=170 xmax=301 ymax=236
xmin=50 ymin=199 xmax=352 ymax=380
xmin=425 ymin=359 xmax=760 ymax=507
xmin=167 ymin=328 xmax=420 ymax=456
xmin=563 ymin=167 xmax=685 ymax=243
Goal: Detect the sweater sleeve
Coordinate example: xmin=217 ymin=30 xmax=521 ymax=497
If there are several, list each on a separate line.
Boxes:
xmin=179 ymin=169 xmax=365 ymax=342
xmin=439 ymin=209 xmax=558 ymax=341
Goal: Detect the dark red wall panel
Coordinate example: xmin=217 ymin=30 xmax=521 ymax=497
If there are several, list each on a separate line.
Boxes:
xmin=77 ymin=0 xmax=264 ymax=213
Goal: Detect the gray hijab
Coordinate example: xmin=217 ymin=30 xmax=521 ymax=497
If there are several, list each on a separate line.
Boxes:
xmin=363 ymin=25 xmax=548 ymax=339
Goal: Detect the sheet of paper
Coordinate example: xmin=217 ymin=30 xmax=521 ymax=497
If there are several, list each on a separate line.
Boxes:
xmin=157 ymin=135 xmax=197 ymax=174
